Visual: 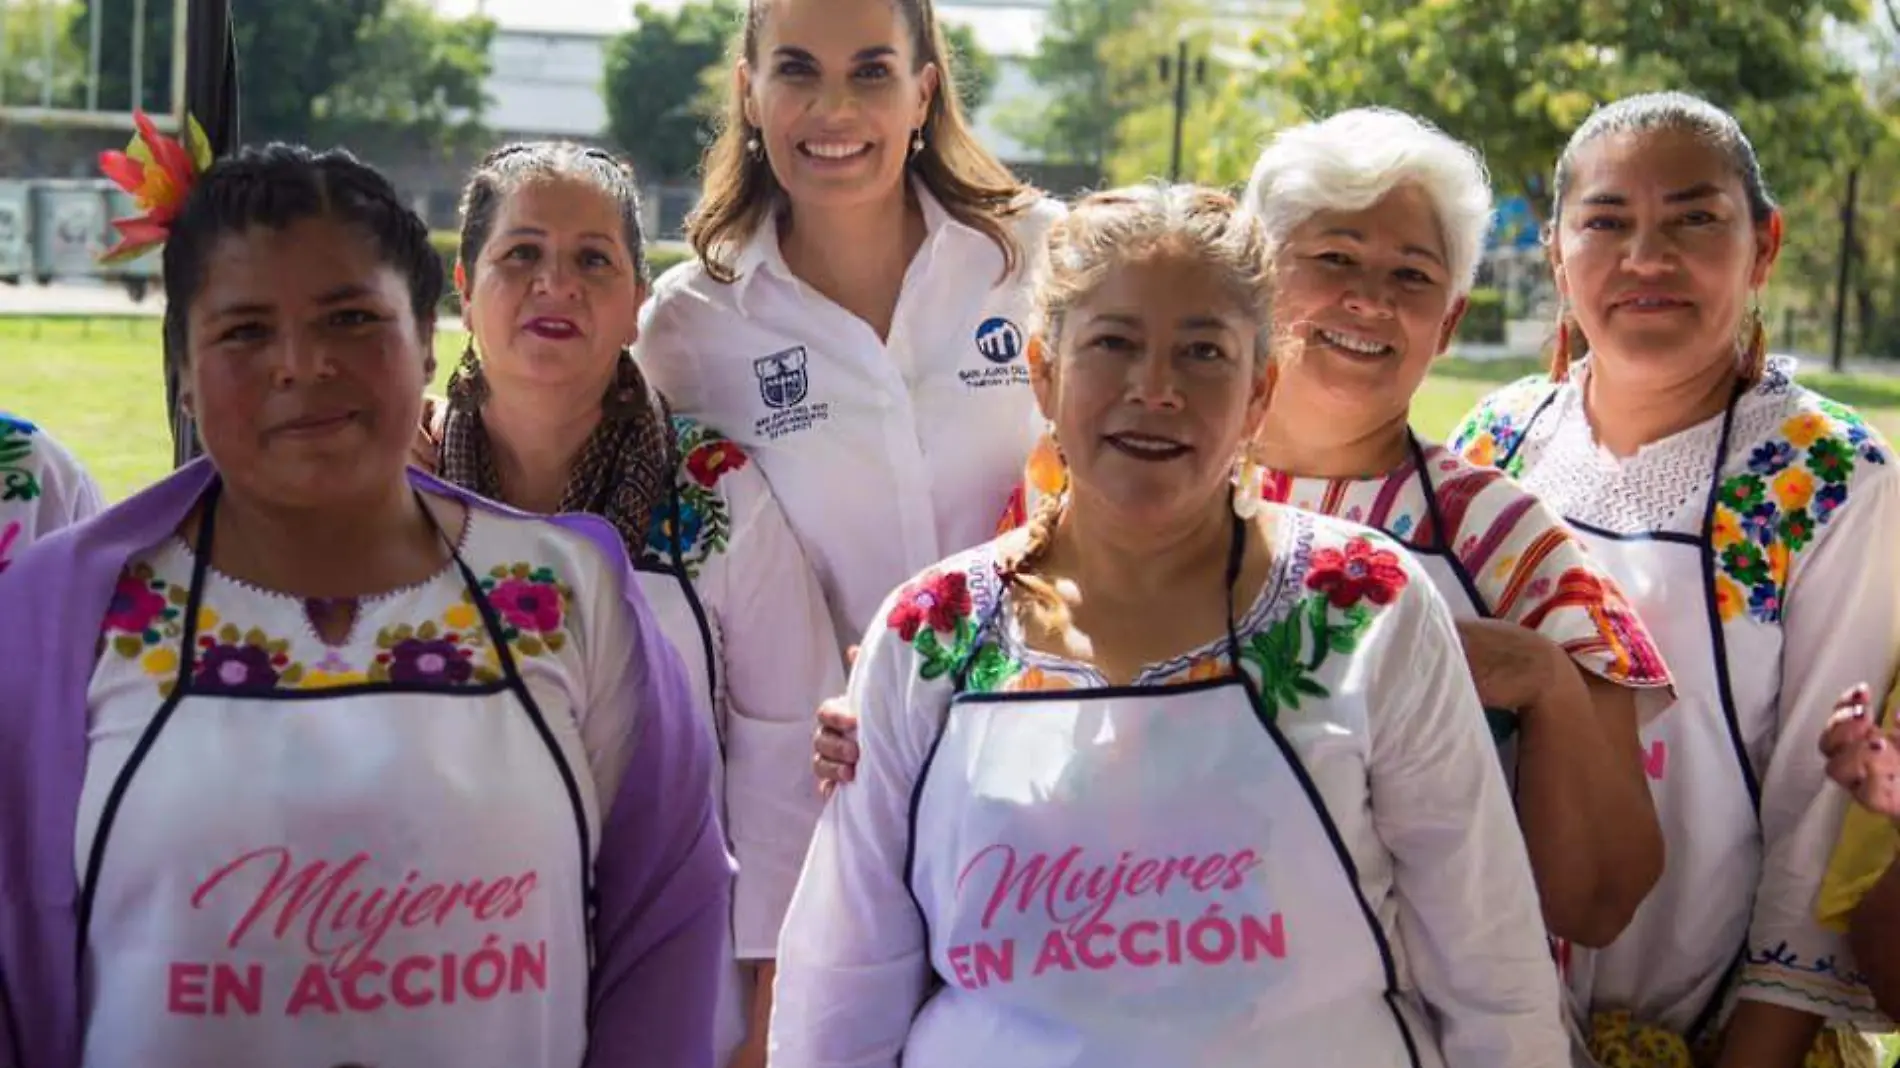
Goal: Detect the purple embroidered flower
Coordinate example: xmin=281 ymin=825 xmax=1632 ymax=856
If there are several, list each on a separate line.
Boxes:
xmin=1748 ymin=582 xmax=1782 ymax=623
xmin=1747 ymin=440 xmax=1796 ymax=476
xmin=1814 ymin=482 xmax=1849 ymax=522
xmin=388 ymin=637 xmax=474 ymax=685
xmin=1739 ymin=501 xmax=1779 ymax=546
xmin=194 ymin=644 xmax=280 ymax=691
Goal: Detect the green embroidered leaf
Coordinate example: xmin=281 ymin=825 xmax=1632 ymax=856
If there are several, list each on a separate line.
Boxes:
xmin=217 ymin=623 xmax=240 ymax=644
xmin=964 ymin=643 xmax=1017 ymax=693
xmin=545 ymin=632 xmax=567 ymax=653
xmin=417 ymin=621 xmax=439 ymax=641
xmin=112 ymin=634 xmax=142 ymax=658
xmin=281 ymin=664 xmax=304 ymax=685
xmin=1293 ymin=675 xmax=1329 ymax=698
xmin=517 ymin=636 xmax=545 ymax=657
xmin=242 ymin=627 xmax=268 ymax=647
xmin=166 ymin=586 xmax=188 ymax=606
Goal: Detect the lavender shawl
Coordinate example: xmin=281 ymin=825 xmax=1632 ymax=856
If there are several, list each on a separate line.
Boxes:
xmin=0 ymin=460 xmax=733 ymax=1068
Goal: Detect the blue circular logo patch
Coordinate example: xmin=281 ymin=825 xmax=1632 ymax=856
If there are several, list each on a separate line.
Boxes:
xmin=974 ymin=317 xmax=1024 ymax=364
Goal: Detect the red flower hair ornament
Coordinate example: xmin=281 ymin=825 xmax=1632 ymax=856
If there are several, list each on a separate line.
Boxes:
xmin=96 ymin=108 xmax=213 ymax=264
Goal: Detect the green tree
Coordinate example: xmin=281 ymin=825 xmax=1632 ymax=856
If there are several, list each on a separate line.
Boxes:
xmin=1 ymin=0 xmax=87 ymax=109
xmin=604 ymin=0 xmax=743 ymax=182
xmin=1001 ymin=0 xmax=1155 ymax=167
xmin=312 ymin=0 xmax=495 ymax=148
xmin=70 ymin=0 xmax=490 ymax=147
xmin=1270 ymin=0 xmax=1883 ymax=213
xmin=940 ymin=20 xmax=999 ymax=117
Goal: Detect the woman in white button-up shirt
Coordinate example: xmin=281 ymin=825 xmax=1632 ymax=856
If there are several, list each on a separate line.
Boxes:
xmin=635 ymin=0 xmax=1063 ymax=646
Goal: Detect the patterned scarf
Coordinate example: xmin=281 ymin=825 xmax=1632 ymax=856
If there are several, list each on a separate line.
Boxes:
xmin=438 ymin=346 xmax=676 ymax=557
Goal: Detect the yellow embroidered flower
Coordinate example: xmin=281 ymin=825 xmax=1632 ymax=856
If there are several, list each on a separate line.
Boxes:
xmin=1773 ymin=467 xmax=1816 ymax=511
xmin=1784 ymin=412 xmax=1830 ymax=449
xmin=443 ymin=602 xmax=479 ymax=630
xmin=1465 ymin=433 xmax=1497 ymax=467
xmin=1711 ymin=507 xmax=1744 ymax=551
xmin=1714 ymin=574 xmax=1747 ymax=621
xmin=1767 ymin=538 xmax=1792 ymax=588
xmin=196 ymin=606 xmax=220 ymax=632
xmin=140 ymin=646 xmax=179 ymax=678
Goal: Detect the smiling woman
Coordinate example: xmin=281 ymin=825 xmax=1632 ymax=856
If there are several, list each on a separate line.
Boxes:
xmin=636 ymin=0 xmax=1064 ymax=653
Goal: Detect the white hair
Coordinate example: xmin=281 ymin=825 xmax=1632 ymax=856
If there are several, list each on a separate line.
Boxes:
xmin=1242 ymin=108 xmax=1495 ymax=295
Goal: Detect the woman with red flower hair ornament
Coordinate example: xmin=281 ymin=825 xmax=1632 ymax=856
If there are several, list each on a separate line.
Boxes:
xmin=407 ymin=141 xmax=841 ymax=1068
xmin=0 ymin=130 xmax=730 ymax=1068
xmin=767 ymin=184 xmax=1570 ymax=1068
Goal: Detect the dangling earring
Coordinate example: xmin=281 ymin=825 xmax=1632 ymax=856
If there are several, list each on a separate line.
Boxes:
xmin=446 ymin=337 xmax=488 ymax=408
xmin=1232 ymin=447 xmax=1265 ymax=519
xmin=909 ymin=127 xmax=925 ymax=159
xmin=1738 ymin=291 xmax=1767 ymax=386
xmin=745 ymin=130 xmax=763 ymax=159
xmin=1549 ymin=304 xmax=1574 ymax=383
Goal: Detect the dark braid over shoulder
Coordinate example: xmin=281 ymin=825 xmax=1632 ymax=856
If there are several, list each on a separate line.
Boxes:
xmin=160 ymin=143 xmax=444 ymax=372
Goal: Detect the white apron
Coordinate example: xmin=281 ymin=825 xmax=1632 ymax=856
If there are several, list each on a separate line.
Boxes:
xmin=76 ymin=485 xmax=596 ymax=1067
xmin=900 ymin=516 xmax=1436 ymax=1067
xmin=1502 ymin=389 xmax=1762 ymax=1042
xmin=634 ymin=474 xmax=749 ymax=1064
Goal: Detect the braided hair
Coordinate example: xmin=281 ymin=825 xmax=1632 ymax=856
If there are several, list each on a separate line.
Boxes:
xmin=161 ymin=144 xmax=444 ymax=374
xmin=1002 ymin=182 xmax=1274 ymax=631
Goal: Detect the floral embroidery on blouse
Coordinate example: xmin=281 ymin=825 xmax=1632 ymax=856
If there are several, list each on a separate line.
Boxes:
xmin=1711 ymin=404 xmax=1887 ymax=624
xmin=643 ymin=416 xmax=748 ymax=579
xmin=1239 ymin=536 xmax=1406 ymax=718
xmin=1448 ymin=375 xmax=1552 ymax=480
xmin=100 ymin=559 xmax=575 ymax=695
xmin=884 ymin=568 xmax=1022 ymax=692
xmin=884 ymin=527 xmax=1409 ymax=714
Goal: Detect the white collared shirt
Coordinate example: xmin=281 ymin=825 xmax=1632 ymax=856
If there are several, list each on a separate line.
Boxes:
xmin=636 ymin=187 xmax=1064 ymax=649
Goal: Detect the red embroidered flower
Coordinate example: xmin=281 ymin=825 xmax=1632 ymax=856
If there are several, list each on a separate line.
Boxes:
xmin=489 ymin=579 xmax=564 ymax=633
xmin=886 ymin=570 xmax=972 ymax=641
xmin=105 ymin=572 xmax=169 ymax=634
xmin=1305 ymin=538 xmax=1408 ymax=609
xmin=686 ymin=440 xmax=747 ymax=487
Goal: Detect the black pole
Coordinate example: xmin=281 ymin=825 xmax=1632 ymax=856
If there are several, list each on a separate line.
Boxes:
xmin=1168 ymin=39 xmax=1189 ymax=182
xmin=1831 ymin=164 xmax=1859 ymax=373
xmin=167 ymin=0 xmax=239 ymax=467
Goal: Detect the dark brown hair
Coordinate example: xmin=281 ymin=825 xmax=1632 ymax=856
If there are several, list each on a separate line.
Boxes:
xmin=458 ymin=141 xmax=649 ymax=287
xmin=686 ymin=0 xmax=1034 ymax=283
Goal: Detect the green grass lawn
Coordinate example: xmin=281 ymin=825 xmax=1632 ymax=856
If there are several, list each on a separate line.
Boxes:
xmin=6 ymin=316 xmax=1900 ymax=503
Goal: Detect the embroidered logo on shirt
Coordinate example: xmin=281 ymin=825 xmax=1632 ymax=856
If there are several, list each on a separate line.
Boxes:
xmin=750 ymin=345 xmax=831 ymax=440
xmin=754 ymin=346 xmax=810 ymax=410
xmin=961 ymin=317 xmax=1033 ymax=391
xmin=975 ymin=317 xmax=1023 ymax=364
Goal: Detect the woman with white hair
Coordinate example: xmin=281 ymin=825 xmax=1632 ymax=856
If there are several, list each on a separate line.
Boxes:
xmin=1236 ymin=108 xmax=1671 ymax=952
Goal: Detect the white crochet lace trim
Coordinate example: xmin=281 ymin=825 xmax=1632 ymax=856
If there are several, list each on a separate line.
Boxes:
xmin=1511 ymin=360 xmax=1795 ymax=533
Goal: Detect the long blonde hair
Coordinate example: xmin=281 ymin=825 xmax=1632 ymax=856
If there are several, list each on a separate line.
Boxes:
xmin=1006 ymin=183 xmax=1275 ymax=628
xmin=686 ymin=0 xmax=1036 ymax=283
